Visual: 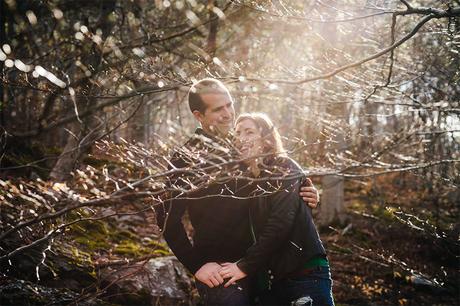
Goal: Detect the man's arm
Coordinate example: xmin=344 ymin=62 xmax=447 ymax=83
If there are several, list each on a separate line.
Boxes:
xmin=300 ymin=178 xmax=320 ymax=208
xmin=157 ymin=197 xmax=204 ymax=274
xmin=155 ymin=153 xmax=206 ymax=273
xmin=157 ymin=155 xmax=225 ymax=287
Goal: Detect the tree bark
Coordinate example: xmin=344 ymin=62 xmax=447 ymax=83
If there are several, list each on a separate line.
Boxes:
xmin=49 ymin=0 xmax=116 ymax=181
xmin=49 ymin=122 xmax=83 ymax=181
xmin=319 ymin=174 xmax=346 ymax=225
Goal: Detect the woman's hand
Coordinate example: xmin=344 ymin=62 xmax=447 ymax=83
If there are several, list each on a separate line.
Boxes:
xmin=219 ymin=262 xmax=247 ymax=287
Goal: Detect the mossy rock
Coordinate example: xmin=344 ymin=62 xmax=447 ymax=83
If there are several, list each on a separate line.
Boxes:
xmin=74 ymin=236 xmax=111 ymax=250
xmin=0 ymin=278 xmax=111 ymax=306
xmin=112 ymin=229 xmax=138 ymax=242
xmin=113 ymin=240 xmax=150 ymax=257
xmin=70 ymin=219 xmax=112 ymax=251
xmin=145 ymin=240 xmax=172 ymax=256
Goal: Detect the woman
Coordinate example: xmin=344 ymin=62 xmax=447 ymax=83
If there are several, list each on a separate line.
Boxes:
xmin=219 ymin=113 xmax=334 ymax=306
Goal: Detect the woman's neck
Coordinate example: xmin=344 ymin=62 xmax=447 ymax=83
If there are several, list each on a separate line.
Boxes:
xmin=248 ymin=159 xmax=261 ymax=177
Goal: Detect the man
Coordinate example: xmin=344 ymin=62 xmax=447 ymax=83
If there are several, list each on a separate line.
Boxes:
xmin=157 ymin=78 xmax=319 ymax=305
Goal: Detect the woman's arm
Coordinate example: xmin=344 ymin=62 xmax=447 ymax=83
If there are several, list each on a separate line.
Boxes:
xmin=236 ymin=177 xmax=301 ymax=273
xmin=220 ymin=174 xmax=302 ymax=286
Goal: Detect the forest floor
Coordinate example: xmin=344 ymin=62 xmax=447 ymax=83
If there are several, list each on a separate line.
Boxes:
xmin=1 ymin=151 xmax=458 ymax=305
xmin=321 ymin=175 xmax=459 ymax=306
xmin=115 ymin=172 xmax=460 ymax=305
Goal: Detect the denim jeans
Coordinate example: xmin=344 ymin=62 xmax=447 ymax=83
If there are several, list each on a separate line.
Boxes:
xmin=196 ymin=277 xmax=253 ymax=306
xmin=267 ymin=266 xmax=335 ymax=306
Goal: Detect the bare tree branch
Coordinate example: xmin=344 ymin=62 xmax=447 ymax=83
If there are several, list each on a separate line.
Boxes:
xmin=400 ymin=0 xmax=412 ymax=10
xmin=226 ymin=6 xmax=459 ymax=85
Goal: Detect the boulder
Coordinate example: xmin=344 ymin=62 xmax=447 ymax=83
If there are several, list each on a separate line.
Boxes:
xmin=0 ymin=278 xmax=108 ymax=306
xmin=99 ymin=256 xmax=196 ymax=305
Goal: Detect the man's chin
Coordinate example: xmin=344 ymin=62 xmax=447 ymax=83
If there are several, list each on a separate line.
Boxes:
xmin=216 ymin=125 xmax=232 ymax=136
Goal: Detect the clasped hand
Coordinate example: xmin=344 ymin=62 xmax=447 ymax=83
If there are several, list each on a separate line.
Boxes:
xmin=194 ymin=262 xmax=247 ymax=288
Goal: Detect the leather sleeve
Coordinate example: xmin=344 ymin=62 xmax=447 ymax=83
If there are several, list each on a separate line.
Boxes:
xmin=236 ymin=175 xmax=302 ymax=276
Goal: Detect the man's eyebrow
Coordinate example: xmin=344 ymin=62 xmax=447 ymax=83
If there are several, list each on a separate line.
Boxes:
xmin=211 ymin=102 xmax=232 ymax=111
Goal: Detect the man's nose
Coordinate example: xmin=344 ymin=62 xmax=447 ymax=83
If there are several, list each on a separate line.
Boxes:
xmin=222 ymin=106 xmax=232 ymax=118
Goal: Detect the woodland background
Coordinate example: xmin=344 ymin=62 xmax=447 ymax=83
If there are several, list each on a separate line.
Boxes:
xmin=0 ymin=0 xmax=459 ymax=305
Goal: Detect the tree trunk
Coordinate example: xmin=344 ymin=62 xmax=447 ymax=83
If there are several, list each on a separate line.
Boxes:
xmin=49 ymin=122 xmax=83 ymax=181
xmin=319 ymin=174 xmax=346 ymax=225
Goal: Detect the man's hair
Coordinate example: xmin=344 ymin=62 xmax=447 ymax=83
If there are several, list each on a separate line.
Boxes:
xmin=188 ymin=78 xmax=233 ymax=114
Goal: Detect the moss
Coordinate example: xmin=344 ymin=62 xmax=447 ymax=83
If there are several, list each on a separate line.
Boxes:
xmin=70 ymin=218 xmax=112 ymax=249
xmin=112 ymin=237 xmax=172 ymax=257
xmin=68 ymin=212 xmax=172 ymax=262
xmin=114 ymin=240 xmax=150 ymax=256
xmin=372 ymin=205 xmax=396 ymax=222
xmin=145 ymin=240 xmax=167 ymax=248
xmin=152 ymin=249 xmax=172 ymax=256
xmin=74 ymin=236 xmax=110 ymax=250
xmin=112 ymin=229 xmax=138 ymax=242
xmin=146 ymin=240 xmax=171 ymax=255
xmin=70 ymin=246 xmax=93 ymax=268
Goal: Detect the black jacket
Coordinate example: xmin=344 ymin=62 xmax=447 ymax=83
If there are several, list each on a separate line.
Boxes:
xmin=156 ymin=128 xmax=253 ymax=274
xmin=237 ymin=157 xmax=327 ymax=280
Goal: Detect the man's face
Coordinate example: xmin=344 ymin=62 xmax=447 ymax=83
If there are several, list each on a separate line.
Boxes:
xmin=194 ymin=92 xmax=235 ymax=136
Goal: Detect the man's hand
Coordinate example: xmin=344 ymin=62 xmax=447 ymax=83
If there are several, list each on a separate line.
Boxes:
xmin=299 ymin=178 xmax=320 ymax=209
xmin=219 ymin=262 xmax=247 ymax=287
xmin=194 ymin=262 xmax=224 ymax=288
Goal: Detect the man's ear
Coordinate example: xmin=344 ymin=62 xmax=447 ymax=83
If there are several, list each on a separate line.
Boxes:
xmin=192 ymin=110 xmax=203 ymax=122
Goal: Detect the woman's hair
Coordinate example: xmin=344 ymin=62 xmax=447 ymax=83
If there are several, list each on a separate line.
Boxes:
xmin=235 ymin=113 xmax=286 ymax=161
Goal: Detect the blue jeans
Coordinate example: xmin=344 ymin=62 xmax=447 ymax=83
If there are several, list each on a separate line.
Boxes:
xmin=264 ymin=266 xmax=335 ymax=306
xmin=196 ymin=277 xmax=252 ymax=306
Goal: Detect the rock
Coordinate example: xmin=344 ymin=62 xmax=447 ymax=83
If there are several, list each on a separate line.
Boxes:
xmin=0 ymin=277 xmax=108 ymax=306
xmin=99 ymin=256 xmax=196 ymax=305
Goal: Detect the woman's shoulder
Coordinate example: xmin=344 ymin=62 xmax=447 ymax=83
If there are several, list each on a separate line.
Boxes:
xmin=271 ymin=156 xmax=304 ymax=175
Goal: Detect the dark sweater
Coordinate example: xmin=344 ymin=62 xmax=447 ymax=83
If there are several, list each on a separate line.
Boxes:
xmin=156 ymin=128 xmax=253 ymax=274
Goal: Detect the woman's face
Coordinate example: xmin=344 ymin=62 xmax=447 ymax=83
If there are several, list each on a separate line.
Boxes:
xmin=235 ymin=119 xmax=264 ymax=161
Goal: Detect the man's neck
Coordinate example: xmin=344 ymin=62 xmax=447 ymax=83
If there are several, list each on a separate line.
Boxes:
xmin=201 ymin=126 xmax=231 ymax=140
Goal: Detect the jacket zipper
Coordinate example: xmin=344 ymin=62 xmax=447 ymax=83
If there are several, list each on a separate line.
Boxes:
xmin=289 ymin=240 xmax=303 ymax=251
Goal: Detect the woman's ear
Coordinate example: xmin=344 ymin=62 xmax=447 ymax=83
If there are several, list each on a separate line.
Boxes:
xmin=263 ymin=139 xmax=273 ymax=151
